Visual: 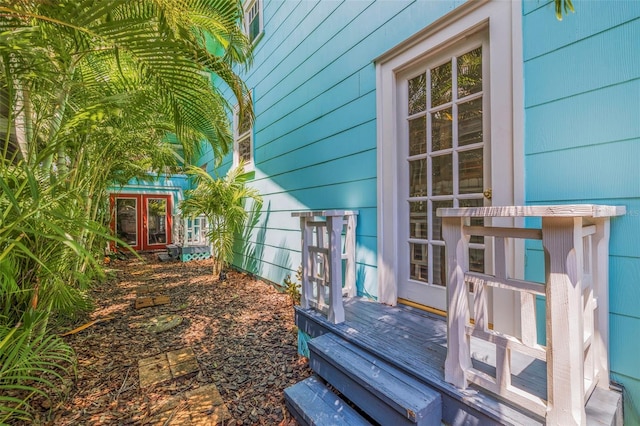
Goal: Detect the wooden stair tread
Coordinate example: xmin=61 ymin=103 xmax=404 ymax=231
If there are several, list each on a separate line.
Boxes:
xmin=309 ymin=333 xmax=441 ymax=425
xmin=284 ymin=375 xmax=371 ymax=426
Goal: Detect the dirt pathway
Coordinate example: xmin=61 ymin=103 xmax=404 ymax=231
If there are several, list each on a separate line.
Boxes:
xmin=36 ymin=254 xmax=311 ymax=425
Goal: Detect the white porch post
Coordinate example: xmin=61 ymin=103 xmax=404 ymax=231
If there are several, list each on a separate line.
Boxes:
xmin=327 ymin=215 xmax=345 ymax=324
xmin=591 ymin=218 xmax=611 ymax=388
xmin=443 ymin=216 xmax=471 ymax=388
xmin=542 ymin=216 xmax=586 ymax=425
xmin=299 ymin=217 xmax=312 ymax=310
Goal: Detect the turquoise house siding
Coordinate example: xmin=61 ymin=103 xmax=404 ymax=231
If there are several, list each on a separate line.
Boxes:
xmin=523 ymin=1 xmax=640 ymax=423
xmin=195 ymin=0 xmax=639 ymax=421
xmin=201 ymin=0 xmax=466 ymax=294
xmin=108 ymin=174 xmax=189 ymax=214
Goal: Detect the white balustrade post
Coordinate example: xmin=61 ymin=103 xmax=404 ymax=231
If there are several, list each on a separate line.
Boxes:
xmin=344 ymin=214 xmax=357 ymax=297
xmin=443 ymin=216 xmax=471 ymax=388
xmin=327 ymin=215 xmax=345 ymax=323
xmin=591 ymin=218 xmax=611 ymax=387
xmin=542 ymin=216 xmax=586 ymax=426
xmin=300 ymin=217 xmax=313 ymax=310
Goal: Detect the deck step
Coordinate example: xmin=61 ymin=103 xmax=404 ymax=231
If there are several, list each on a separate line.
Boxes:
xmin=309 ymin=333 xmax=442 ymax=425
xmin=284 ymin=375 xmax=372 ymax=426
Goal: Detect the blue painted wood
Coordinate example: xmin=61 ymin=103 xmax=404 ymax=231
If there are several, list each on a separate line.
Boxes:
xmin=309 ymin=333 xmax=442 ymax=425
xmin=611 ymin=372 xmax=640 ymax=425
xmin=609 ymin=255 xmax=640 ymax=319
xmin=525 ymin=82 xmax=640 ymax=156
xmin=525 ymin=23 xmax=640 ymax=108
xmin=284 ymin=375 xmax=372 ymax=426
xmin=523 ymin=1 xmax=640 ymax=61
xmin=609 ymin=313 xmax=640 ymax=381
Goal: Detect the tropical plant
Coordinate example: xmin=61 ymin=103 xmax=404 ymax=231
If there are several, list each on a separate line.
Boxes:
xmin=0 ymin=0 xmax=253 ymax=421
xmin=555 ymin=0 xmax=575 ymax=20
xmin=282 ymin=266 xmax=303 ymax=306
xmin=181 ymin=163 xmax=262 ymax=277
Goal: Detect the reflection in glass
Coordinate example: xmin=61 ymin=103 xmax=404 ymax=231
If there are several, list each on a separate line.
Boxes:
xmin=459 ymin=149 xmax=483 ymax=194
xmin=432 ymin=200 xmax=453 ymax=241
xmin=116 ymin=199 xmax=137 ymax=246
xmin=469 ymin=248 xmax=485 ymax=273
xmin=409 ymin=117 xmax=426 ymax=156
xmin=458 ymin=47 xmax=482 ymax=98
xmin=432 ymin=245 xmax=446 ymax=286
xmin=238 ymin=137 xmax=251 ymax=163
xmin=408 ymin=74 xmax=427 ymax=115
xmin=409 ymin=159 xmax=427 ymax=197
xmin=432 ymin=154 xmax=453 ymax=195
xmin=147 ymin=199 xmax=167 ymax=245
xmin=410 ymin=201 xmax=427 ymax=239
xmin=431 ymin=108 xmax=452 ymax=151
xmin=410 ymin=243 xmax=428 ymax=282
xmin=458 ymin=97 xmax=483 ymax=146
xmin=238 ymin=103 xmax=252 ymax=135
xmin=460 ymin=198 xmax=484 ymax=244
xmin=431 ymin=61 xmax=452 ymax=107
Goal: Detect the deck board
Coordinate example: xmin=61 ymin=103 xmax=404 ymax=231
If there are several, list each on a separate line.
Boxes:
xmin=296 ymin=298 xmax=543 ymax=425
xmin=297 ymin=298 xmax=622 ymax=425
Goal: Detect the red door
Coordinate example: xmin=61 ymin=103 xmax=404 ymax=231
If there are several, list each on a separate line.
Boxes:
xmin=110 ymin=194 xmax=172 ymax=251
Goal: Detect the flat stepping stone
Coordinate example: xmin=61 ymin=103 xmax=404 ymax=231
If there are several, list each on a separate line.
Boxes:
xmin=136 ymin=285 xmax=157 ymax=296
xmin=138 ymin=348 xmax=199 ymax=388
xmin=135 ymin=295 xmax=170 ymax=309
xmin=147 ymin=314 xmax=183 ymax=333
xmin=149 ymin=383 xmax=231 ymax=425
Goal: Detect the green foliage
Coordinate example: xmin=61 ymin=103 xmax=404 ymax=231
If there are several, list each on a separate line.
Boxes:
xmin=0 ymin=0 xmax=252 ymax=422
xmin=181 ymin=163 xmax=263 ymax=276
xmin=0 ymin=312 xmax=75 ymax=423
xmin=555 ymin=0 xmax=575 ymax=21
xmin=283 ymin=266 xmax=303 ymax=306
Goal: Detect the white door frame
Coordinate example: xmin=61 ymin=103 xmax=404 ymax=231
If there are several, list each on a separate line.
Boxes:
xmin=375 ymin=0 xmax=524 ymax=331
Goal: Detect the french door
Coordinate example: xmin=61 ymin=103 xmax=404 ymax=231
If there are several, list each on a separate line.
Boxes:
xmin=397 ymin=33 xmax=492 ymax=314
xmin=111 ymin=194 xmax=172 ymax=251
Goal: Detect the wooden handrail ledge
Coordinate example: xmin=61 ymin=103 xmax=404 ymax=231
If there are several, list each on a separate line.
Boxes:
xmin=438 ymin=204 xmax=625 ymax=425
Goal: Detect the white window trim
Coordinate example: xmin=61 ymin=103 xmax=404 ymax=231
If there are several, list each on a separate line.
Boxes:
xmin=233 ymin=103 xmax=254 ymax=171
xmin=243 ymin=0 xmax=264 ymax=44
xmin=375 ymin=0 xmax=524 ymax=306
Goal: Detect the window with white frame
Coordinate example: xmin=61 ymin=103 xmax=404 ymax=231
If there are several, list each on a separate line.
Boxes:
xmin=234 ymin=101 xmax=254 ymax=170
xmin=244 ymin=0 xmax=263 ymax=43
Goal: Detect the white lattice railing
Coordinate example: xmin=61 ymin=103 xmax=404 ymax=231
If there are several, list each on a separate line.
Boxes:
xmin=172 ymin=214 xmax=209 ymax=246
xmin=292 ymin=210 xmax=358 ymax=324
xmin=439 ymin=205 xmax=625 ymax=425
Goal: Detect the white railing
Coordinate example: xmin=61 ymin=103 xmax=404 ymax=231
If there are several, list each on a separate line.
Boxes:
xmin=292 ymin=210 xmax=358 ymax=324
xmin=172 ymin=214 xmax=209 ymax=246
xmin=439 ymin=205 xmax=625 ymax=425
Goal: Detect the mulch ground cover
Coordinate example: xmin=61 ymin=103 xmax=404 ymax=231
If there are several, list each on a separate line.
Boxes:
xmin=34 ymin=254 xmax=311 ymax=425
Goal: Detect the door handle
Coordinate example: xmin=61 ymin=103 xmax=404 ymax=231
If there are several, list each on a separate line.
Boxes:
xmin=483 ymin=188 xmax=492 ymax=200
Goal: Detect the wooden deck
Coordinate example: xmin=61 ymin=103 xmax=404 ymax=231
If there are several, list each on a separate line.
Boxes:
xmin=295 ymin=298 xmax=622 ymax=426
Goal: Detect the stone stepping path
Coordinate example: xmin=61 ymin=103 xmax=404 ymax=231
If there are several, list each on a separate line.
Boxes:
xmin=149 ymin=384 xmax=231 ymax=425
xmin=139 ymin=348 xmax=200 ymax=388
xmin=134 ymin=295 xmax=170 ymax=309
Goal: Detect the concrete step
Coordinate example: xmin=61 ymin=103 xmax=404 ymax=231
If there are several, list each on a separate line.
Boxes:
xmin=309 ymin=333 xmax=442 ymax=426
xmin=284 ymin=375 xmax=371 ymax=426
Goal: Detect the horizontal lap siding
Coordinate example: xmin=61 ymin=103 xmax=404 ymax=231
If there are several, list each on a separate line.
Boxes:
xmin=523 ymin=2 xmax=640 ymax=423
xmin=202 ymin=0 xmax=466 ymax=298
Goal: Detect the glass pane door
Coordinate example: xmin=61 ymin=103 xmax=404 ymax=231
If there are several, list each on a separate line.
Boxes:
xmin=146 ymin=198 xmax=168 ymax=246
xmin=399 ymin=42 xmax=488 ymax=312
xmin=116 ymin=198 xmax=138 ymax=248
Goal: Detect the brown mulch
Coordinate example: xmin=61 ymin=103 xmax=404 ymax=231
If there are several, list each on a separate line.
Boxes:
xmin=34 ymin=254 xmax=311 ymax=425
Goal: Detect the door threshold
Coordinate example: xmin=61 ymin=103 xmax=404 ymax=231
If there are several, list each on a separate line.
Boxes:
xmin=397 ymin=298 xmax=446 ymax=317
